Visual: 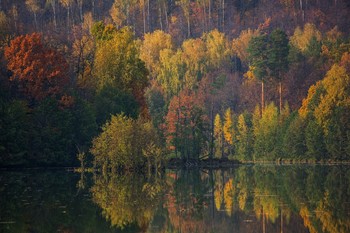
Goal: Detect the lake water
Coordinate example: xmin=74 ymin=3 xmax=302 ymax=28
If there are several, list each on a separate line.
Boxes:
xmin=0 ymin=165 xmax=349 ymax=233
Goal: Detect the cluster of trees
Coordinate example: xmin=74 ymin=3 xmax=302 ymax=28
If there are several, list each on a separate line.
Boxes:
xmin=91 ymin=114 xmax=163 ymax=172
xmin=152 ymin=23 xmax=350 ymax=162
xmin=0 ymin=21 xmax=149 ymax=166
xmin=1 ymin=1 xmax=350 ymax=40
xmin=212 ymin=51 xmax=350 ymax=162
xmin=0 ymin=32 xmax=98 ymax=166
xmin=1 ymin=0 xmax=350 ymax=167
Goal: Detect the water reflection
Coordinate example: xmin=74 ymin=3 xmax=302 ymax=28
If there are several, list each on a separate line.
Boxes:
xmin=0 ymin=166 xmax=349 ymax=233
xmin=91 ymin=172 xmax=164 ymax=231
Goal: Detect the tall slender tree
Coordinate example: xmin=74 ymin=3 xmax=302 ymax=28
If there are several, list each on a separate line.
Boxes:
xmin=247 ymin=34 xmax=268 ymax=113
xmin=268 ymin=29 xmax=289 ymax=113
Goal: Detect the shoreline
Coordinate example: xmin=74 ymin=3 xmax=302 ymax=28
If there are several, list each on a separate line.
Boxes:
xmin=1 ymin=159 xmax=350 ymax=171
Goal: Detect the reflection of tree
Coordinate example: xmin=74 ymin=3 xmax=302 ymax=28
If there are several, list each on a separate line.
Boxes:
xmin=213 ymin=170 xmax=224 ymax=211
xmin=223 ymin=178 xmax=234 ymax=216
xmin=250 ymin=165 xmax=350 ymax=233
xmin=235 ymin=166 xmax=254 ymax=212
xmin=91 ymin=173 xmax=164 ymax=231
xmin=89 ymin=165 xmax=348 ymax=233
xmin=252 ymin=166 xmax=281 ymax=224
xmin=299 ymin=206 xmax=320 ymax=233
xmin=314 ymin=167 xmax=350 ymax=233
xmin=163 ymin=170 xmax=210 ymax=233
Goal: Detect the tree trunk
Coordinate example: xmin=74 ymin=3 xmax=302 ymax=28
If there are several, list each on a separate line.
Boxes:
xmin=34 ymin=12 xmax=38 ymax=30
xmin=52 ymin=0 xmax=57 ymax=30
xmin=210 ymin=100 xmax=214 ymax=159
xmin=67 ymin=6 xmax=70 ymax=29
xmin=202 ymin=0 xmax=206 ymax=33
xmin=281 ymin=208 xmax=283 ymax=233
xmin=143 ymin=0 xmax=146 ymax=34
xmin=164 ymin=1 xmax=169 ymax=31
xmin=299 ymin=0 xmax=305 ymax=21
xmin=261 ymin=81 xmax=264 ymax=115
xmin=187 ymin=15 xmax=191 ymax=38
xmin=279 ymin=81 xmax=282 ymax=113
xmin=126 ymin=3 xmax=130 ymax=25
xmin=91 ymin=0 xmax=95 ymax=17
xmin=263 ymin=207 xmax=266 ymax=233
xmin=148 ymin=0 xmax=150 ymax=32
xmin=159 ymin=2 xmax=163 ymax=31
xmin=79 ymin=0 xmax=83 ymax=22
xmin=147 ymin=157 xmax=151 ymax=176
xmin=222 ymin=0 xmax=225 ymax=32
xmin=208 ymin=0 xmax=212 ymax=30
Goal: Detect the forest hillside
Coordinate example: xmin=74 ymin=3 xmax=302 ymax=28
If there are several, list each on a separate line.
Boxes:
xmin=1 ymin=0 xmax=350 ymax=167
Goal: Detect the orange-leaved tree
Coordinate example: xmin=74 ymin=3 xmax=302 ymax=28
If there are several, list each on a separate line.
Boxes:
xmin=4 ymin=33 xmax=69 ymax=102
xmin=164 ymin=89 xmax=207 ymax=160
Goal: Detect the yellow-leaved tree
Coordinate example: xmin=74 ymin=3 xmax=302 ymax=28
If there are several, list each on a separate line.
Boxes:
xmin=223 ymin=108 xmax=234 ymax=145
xmin=214 ymin=113 xmax=224 ymax=158
xmin=203 ymin=29 xmax=232 ymax=69
xmin=140 ymin=30 xmax=173 ymax=78
xmin=290 ymin=23 xmax=322 ymax=53
xmin=299 ymin=63 xmax=350 ymax=160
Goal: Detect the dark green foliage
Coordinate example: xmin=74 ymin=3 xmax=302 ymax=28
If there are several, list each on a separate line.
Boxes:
xmin=305 ymin=119 xmax=326 ymax=160
xmin=323 ymin=116 xmax=347 ymax=160
xmin=247 ymin=29 xmax=290 ymax=82
xmin=0 ymin=100 xmax=30 ymax=166
xmin=305 ymin=36 xmax=322 ymax=58
xmin=95 ymin=85 xmax=139 ymax=126
xmin=71 ymin=97 xmax=98 ymax=155
xmin=282 ymin=113 xmax=307 ymax=159
xmin=30 ymin=98 xmax=75 ymax=166
xmin=247 ymin=34 xmax=269 ymax=81
xmin=145 ymin=86 xmax=166 ymax=143
xmin=268 ymin=29 xmax=290 ymax=80
xmin=288 ymin=44 xmax=304 ymax=63
xmin=0 ymin=96 xmax=98 ymax=167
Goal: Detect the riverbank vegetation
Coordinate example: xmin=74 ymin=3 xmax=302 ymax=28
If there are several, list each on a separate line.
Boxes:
xmin=1 ymin=1 xmax=350 ymax=167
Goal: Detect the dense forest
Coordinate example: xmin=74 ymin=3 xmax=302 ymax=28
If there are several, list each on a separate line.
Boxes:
xmin=1 ymin=0 xmax=350 ymax=167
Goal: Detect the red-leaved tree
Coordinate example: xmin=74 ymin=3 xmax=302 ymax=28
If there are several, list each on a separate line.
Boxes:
xmin=4 ymin=33 xmax=69 ymax=102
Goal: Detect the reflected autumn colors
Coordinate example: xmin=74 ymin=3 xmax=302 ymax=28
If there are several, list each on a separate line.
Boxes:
xmin=90 ymin=173 xmax=165 ymax=231
xmin=0 ymin=166 xmax=349 ymax=233
xmin=90 ymin=165 xmax=350 ymax=233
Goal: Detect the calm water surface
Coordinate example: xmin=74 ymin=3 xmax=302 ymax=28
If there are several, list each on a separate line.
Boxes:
xmin=0 ymin=165 xmax=349 ymax=233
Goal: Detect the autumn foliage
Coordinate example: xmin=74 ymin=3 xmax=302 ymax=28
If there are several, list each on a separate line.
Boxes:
xmin=4 ymin=33 xmax=69 ymax=101
xmin=165 ymin=89 xmax=207 ymax=159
